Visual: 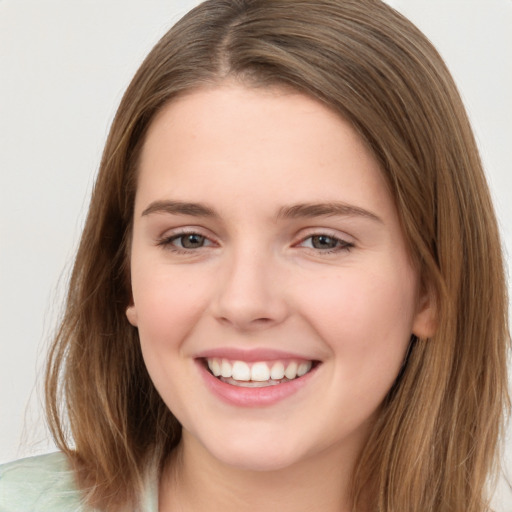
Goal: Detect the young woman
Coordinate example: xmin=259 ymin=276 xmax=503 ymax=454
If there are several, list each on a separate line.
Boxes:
xmin=1 ymin=1 xmax=509 ymax=511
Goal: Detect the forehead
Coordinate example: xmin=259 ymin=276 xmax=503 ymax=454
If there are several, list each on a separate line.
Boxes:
xmin=141 ymin=82 xmax=372 ymax=162
xmin=135 ymin=83 xmax=393 ymax=220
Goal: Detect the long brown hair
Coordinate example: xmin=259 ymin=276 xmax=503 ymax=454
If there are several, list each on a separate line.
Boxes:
xmin=45 ymin=1 xmax=510 ymax=510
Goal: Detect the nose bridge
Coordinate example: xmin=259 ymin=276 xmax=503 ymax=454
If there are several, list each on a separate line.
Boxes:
xmin=213 ymin=241 xmax=287 ymax=329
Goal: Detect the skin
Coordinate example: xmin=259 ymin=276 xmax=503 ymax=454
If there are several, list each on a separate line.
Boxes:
xmin=126 ymin=83 xmax=435 ymax=511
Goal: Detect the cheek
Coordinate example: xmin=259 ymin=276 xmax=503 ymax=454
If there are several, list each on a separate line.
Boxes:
xmin=297 ymin=266 xmax=417 ymax=376
xmin=131 ymin=264 xmax=212 ymax=351
xmin=130 ymin=266 xmax=214 ymax=417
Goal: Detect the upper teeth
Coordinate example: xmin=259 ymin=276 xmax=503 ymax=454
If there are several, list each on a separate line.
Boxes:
xmin=207 ymin=358 xmax=312 ymax=382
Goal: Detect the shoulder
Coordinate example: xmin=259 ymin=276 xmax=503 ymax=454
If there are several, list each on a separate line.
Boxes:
xmin=0 ymin=452 xmax=88 ymax=512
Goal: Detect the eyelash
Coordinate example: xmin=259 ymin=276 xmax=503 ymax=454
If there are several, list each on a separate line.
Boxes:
xmin=296 ymin=234 xmax=354 ymax=253
xmin=156 ymin=230 xmax=215 ymax=254
xmin=156 ymin=231 xmax=354 ymax=254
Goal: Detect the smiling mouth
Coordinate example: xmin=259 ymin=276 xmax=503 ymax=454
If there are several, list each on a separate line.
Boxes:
xmin=204 ymin=358 xmax=318 ymax=388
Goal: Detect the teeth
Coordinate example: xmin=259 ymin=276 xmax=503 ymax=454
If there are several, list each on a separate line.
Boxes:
xmin=210 ymin=359 xmax=221 ymax=377
xmin=297 ymin=362 xmax=312 ymax=377
xmin=221 ymin=359 xmax=231 ymax=378
xmin=251 ymin=362 xmax=270 ymax=381
xmin=270 ymin=362 xmax=285 ymax=380
xmin=206 ymin=358 xmax=313 ymax=383
xmin=232 ymin=361 xmax=251 ymax=381
xmin=284 ymin=361 xmax=298 ymax=379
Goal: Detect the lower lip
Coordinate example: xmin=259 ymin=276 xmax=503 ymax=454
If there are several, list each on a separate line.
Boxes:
xmin=197 ymin=361 xmax=319 ymax=407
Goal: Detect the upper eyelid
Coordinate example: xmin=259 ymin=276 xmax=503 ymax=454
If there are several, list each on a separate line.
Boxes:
xmin=294 ymin=227 xmax=355 ymax=243
xmin=298 ymin=233 xmax=349 ymax=242
xmin=296 ymin=234 xmax=353 ymax=248
xmin=158 ymin=226 xmax=216 ymax=239
xmin=156 ymin=228 xmax=218 ymax=248
xmin=156 ymin=232 xmax=218 ymax=255
xmin=155 ymin=226 xmax=355 ymax=246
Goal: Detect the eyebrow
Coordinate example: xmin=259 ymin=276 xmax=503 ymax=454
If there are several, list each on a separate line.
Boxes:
xmin=276 ymin=202 xmax=382 ymax=223
xmin=141 ymin=199 xmax=382 ymax=223
xmin=141 ymin=200 xmax=217 ymax=218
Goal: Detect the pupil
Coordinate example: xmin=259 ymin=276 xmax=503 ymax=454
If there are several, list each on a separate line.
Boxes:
xmin=182 ymin=234 xmax=204 ymax=248
xmin=312 ymin=235 xmax=337 ymax=249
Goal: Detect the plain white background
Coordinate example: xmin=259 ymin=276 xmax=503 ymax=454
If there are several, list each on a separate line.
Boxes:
xmin=1 ymin=0 xmax=511 ymax=508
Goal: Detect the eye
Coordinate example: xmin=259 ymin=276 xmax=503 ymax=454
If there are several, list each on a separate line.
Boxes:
xmin=309 ymin=235 xmax=338 ymax=249
xmin=157 ymin=232 xmax=213 ymax=251
xmin=298 ymin=234 xmax=353 ymax=252
xmin=176 ymin=233 xmax=206 ymax=249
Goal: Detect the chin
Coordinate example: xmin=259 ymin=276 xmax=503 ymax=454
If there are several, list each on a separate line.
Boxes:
xmin=198 ymin=431 xmax=309 ymax=473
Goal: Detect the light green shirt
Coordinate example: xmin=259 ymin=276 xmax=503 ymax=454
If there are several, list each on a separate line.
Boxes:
xmin=0 ymin=452 xmax=158 ymax=511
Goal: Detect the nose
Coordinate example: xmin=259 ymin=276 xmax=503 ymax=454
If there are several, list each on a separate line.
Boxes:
xmin=211 ymin=247 xmax=289 ymax=331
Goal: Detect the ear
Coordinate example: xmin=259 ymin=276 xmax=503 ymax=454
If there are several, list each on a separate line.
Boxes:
xmin=412 ymin=284 xmax=437 ymax=339
xmin=126 ymin=304 xmax=139 ymax=327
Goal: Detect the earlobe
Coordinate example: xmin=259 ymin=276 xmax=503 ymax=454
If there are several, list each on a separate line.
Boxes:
xmin=412 ymin=286 xmax=437 ymax=339
xmin=126 ymin=304 xmax=139 ymax=327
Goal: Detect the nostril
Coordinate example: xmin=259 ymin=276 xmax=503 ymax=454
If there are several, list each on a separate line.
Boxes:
xmin=216 ymin=315 xmax=276 ymax=329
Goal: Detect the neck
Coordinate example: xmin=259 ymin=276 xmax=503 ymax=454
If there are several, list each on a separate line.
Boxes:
xmin=159 ymin=431 xmax=363 ymax=512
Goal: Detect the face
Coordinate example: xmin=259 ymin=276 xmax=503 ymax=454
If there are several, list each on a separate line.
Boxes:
xmin=127 ymin=83 xmax=434 ymax=472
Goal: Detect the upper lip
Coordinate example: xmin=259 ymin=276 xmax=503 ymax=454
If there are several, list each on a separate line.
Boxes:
xmin=195 ymin=347 xmax=317 ymax=362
